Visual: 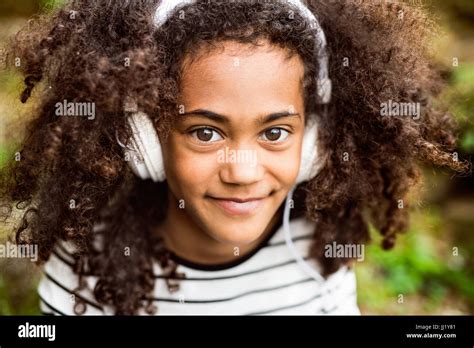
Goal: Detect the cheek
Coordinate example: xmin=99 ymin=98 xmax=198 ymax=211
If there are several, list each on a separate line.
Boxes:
xmin=163 ymin=137 xmax=219 ymax=195
xmin=264 ymin=141 xmax=302 ymax=187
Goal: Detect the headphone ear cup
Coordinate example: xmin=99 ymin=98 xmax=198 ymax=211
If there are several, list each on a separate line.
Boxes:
xmin=126 ymin=144 xmax=152 ymax=180
xmin=295 ymin=115 xmax=322 ymax=184
xmin=125 ymin=112 xmax=166 ymax=182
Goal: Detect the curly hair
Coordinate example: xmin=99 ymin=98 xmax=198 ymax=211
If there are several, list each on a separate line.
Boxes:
xmin=0 ymin=0 xmax=468 ymax=314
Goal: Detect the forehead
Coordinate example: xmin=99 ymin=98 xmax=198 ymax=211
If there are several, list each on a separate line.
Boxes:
xmin=178 ymin=40 xmax=305 ymax=117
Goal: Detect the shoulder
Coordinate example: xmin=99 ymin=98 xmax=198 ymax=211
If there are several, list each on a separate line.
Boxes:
xmin=38 ymin=239 xmax=109 ymax=315
xmin=318 ymin=264 xmax=360 ymax=315
xmin=269 ymin=216 xmax=361 ymax=315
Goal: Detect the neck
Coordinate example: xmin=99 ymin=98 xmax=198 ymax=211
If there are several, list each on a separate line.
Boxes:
xmin=157 ymin=193 xmax=283 ymax=266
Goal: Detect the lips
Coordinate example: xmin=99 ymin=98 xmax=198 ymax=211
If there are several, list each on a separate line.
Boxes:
xmin=208 ymin=196 xmax=266 ymax=216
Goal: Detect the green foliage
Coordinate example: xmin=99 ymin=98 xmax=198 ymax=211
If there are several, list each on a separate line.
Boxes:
xmin=0 ymin=146 xmax=9 ymax=168
xmin=0 ymin=274 xmax=40 ymax=315
xmin=444 ymin=64 xmax=474 ymax=153
xmin=40 ymin=0 xmax=67 ymax=11
xmin=357 ymin=208 xmax=474 ymax=314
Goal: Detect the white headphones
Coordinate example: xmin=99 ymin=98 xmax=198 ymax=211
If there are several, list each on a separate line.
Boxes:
xmin=118 ymin=0 xmax=332 ymax=186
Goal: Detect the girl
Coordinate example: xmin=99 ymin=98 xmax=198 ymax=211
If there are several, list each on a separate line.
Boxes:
xmin=0 ymin=0 xmax=467 ymax=315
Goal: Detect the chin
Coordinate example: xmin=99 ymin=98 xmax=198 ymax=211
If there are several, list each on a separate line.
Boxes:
xmin=206 ymin=219 xmax=270 ymax=246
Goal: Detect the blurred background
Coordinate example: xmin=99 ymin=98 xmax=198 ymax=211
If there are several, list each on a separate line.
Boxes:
xmin=0 ymin=0 xmax=473 ymax=315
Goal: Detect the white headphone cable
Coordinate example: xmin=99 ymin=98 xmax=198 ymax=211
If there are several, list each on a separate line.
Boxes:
xmin=283 ymin=186 xmax=325 ymax=284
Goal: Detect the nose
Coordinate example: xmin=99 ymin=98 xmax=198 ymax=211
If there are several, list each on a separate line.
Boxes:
xmin=218 ymin=146 xmax=264 ymax=185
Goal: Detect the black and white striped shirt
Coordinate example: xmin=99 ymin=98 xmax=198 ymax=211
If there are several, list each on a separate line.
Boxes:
xmin=38 ymin=217 xmax=360 ymax=315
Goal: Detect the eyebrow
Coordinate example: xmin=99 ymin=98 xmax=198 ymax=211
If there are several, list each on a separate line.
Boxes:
xmin=180 ymin=109 xmax=301 ymax=124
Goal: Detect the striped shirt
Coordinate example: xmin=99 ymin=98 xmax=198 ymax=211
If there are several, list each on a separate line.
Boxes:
xmin=38 ymin=217 xmax=360 ymax=315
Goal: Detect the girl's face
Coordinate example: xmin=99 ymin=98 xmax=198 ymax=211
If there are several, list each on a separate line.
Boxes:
xmin=162 ymin=40 xmax=306 ymax=246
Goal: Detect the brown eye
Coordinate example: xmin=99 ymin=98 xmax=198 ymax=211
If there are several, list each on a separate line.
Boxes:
xmin=197 ymin=128 xmax=213 ymax=141
xmin=191 ymin=127 xmax=223 ymax=143
xmin=260 ymin=128 xmax=289 ymax=142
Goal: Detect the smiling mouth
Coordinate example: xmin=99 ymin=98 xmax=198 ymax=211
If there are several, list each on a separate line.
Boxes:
xmin=207 ymin=195 xmax=268 ymax=216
